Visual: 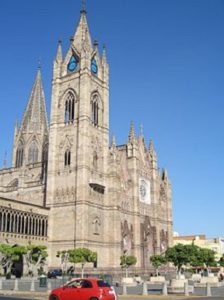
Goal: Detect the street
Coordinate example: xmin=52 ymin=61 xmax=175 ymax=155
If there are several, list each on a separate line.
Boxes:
xmin=0 ymin=296 xmax=224 ymax=300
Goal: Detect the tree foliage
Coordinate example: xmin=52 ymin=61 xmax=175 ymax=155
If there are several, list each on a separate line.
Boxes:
xmin=120 ymin=255 xmax=137 ymax=277
xmin=219 ymin=254 xmax=224 ymax=267
xmin=165 ymin=243 xmax=217 ymax=274
xmin=150 ymin=255 xmax=166 ymax=275
xmin=0 ymin=244 xmax=27 ymax=276
xmin=165 ymin=244 xmax=190 ymax=273
xmin=198 ymin=248 xmax=216 ymax=268
xmin=68 ymin=248 xmax=97 ymax=278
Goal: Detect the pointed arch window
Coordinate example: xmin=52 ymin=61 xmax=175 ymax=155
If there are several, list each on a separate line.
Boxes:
xmin=64 ymin=92 xmax=75 ymax=124
xmin=64 ymin=149 xmax=71 ymax=167
xmin=16 ymin=141 xmax=24 ymax=168
xmin=91 ymin=95 xmax=99 ymax=125
xmin=28 ymin=140 xmax=39 ymax=163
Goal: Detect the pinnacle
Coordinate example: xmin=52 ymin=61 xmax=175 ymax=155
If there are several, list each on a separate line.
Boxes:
xmin=128 ymin=121 xmax=136 ymax=142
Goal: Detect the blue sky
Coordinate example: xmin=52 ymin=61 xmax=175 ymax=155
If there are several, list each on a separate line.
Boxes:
xmin=0 ymin=0 xmax=223 ymax=238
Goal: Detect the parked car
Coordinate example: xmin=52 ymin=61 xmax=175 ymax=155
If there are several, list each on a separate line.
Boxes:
xmin=49 ymin=278 xmax=117 ymax=300
xmin=47 ymin=268 xmax=62 ymax=278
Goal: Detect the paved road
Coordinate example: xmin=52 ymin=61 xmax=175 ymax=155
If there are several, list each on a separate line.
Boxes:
xmin=0 ymin=296 xmax=224 ymax=300
xmin=1 ymin=280 xmax=224 ymax=300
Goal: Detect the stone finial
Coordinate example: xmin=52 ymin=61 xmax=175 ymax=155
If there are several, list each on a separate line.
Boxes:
xmin=162 ymin=168 xmax=168 ymax=181
xmin=140 ymin=124 xmax=144 ymax=137
xmin=111 ymin=133 xmax=116 ymax=147
xmin=149 ymin=139 xmax=154 ymax=152
xmin=2 ymin=151 xmax=7 ymax=169
xmin=93 ymin=40 xmax=100 ymax=56
xmin=55 ymin=40 xmax=63 ymax=62
xmin=149 ymin=139 xmax=158 ymax=169
xmin=128 ymin=121 xmax=136 ymax=142
xmin=102 ymin=43 xmax=107 ymax=64
xmin=93 ymin=40 xmax=99 ymax=48
xmin=14 ymin=119 xmax=19 ymax=136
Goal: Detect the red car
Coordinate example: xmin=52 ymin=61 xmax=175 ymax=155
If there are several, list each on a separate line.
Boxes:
xmin=49 ymin=278 xmax=117 ymax=300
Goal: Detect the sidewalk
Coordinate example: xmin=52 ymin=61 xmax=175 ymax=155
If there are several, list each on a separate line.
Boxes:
xmin=0 ymin=290 xmax=48 ymax=299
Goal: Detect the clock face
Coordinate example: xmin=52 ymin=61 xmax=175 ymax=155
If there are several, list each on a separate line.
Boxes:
xmin=139 ymin=178 xmax=151 ymax=204
xmin=67 ymin=55 xmax=78 ymax=72
xmin=139 ymin=180 xmax=147 ymax=200
xmin=91 ymin=58 xmax=98 ymax=74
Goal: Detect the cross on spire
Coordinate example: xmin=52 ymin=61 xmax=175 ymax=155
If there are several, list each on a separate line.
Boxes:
xmin=38 ymin=57 xmax=41 ymax=70
xmin=81 ymin=0 xmax=86 ymax=13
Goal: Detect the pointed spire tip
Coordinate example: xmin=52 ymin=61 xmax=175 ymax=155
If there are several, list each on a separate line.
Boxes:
xmin=37 ymin=57 xmax=41 ymax=70
xmin=81 ymin=0 xmax=87 ymax=14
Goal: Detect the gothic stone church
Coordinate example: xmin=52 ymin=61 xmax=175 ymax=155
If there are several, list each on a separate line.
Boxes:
xmin=0 ymin=6 xmax=173 ymax=272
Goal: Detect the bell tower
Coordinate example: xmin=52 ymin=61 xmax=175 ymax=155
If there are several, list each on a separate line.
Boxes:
xmin=46 ymin=5 xmax=109 ymax=264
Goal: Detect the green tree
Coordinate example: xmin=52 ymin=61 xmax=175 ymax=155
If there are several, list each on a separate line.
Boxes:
xmin=199 ymin=248 xmax=216 ymax=273
xmin=0 ymin=244 xmax=26 ymax=277
xmin=150 ymin=255 xmax=167 ymax=276
xmin=219 ymin=254 xmax=224 ymax=267
xmin=24 ymin=245 xmax=48 ymax=276
xmin=120 ymin=255 xmax=137 ymax=277
xmin=165 ymin=243 xmax=197 ymax=276
xmin=165 ymin=244 xmax=217 ymax=276
xmin=68 ymin=248 xmax=97 ymax=278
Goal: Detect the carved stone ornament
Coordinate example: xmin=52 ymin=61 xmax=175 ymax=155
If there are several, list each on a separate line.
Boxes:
xmin=121 ymin=220 xmax=133 ymax=253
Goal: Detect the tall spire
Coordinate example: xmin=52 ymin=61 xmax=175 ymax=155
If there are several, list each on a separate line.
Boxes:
xmin=72 ymin=0 xmax=92 ymax=52
xmin=20 ymin=68 xmax=48 ymax=133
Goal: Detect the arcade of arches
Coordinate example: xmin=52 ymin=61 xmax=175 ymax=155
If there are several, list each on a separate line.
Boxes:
xmin=0 ymin=197 xmax=48 ymax=244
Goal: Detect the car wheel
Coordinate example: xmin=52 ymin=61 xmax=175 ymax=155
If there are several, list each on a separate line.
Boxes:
xmin=90 ymin=298 xmax=99 ymax=300
xmin=49 ymin=295 xmax=59 ymax=300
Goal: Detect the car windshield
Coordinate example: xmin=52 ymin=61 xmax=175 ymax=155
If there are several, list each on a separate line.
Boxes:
xmin=97 ymin=280 xmax=110 ymax=287
xmin=66 ymin=280 xmax=92 ymax=288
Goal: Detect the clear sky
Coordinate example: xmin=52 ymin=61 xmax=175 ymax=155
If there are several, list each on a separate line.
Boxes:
xmin=0 ymin=0 xmax=223 ymax=238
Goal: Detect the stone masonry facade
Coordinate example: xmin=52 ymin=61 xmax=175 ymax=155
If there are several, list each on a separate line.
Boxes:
xmin=0 ymin=4 xmax=173 ymax=273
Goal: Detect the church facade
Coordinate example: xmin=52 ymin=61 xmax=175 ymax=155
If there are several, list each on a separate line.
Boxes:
xmin=0 ymin=6 xmax=173 ymax=272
